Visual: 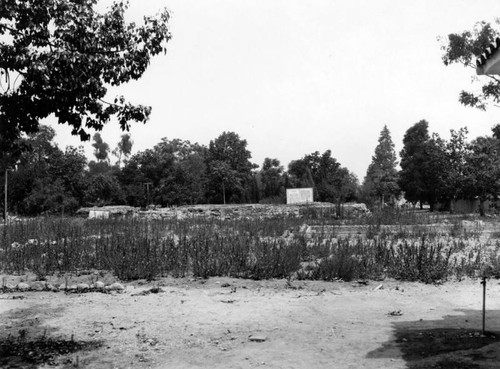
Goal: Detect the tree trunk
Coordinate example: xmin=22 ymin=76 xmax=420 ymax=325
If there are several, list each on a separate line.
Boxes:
xmin=222 ymin=182 xmax=226 ymax=205
xmin=450 ymin=197 xmax=456 ymax=214
xmin=479 ymin=197 xmax=486 ymax=217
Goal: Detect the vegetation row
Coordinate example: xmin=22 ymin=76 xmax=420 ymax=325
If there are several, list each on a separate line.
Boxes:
xmin=2 ymin=216 xmax=499 ymax=284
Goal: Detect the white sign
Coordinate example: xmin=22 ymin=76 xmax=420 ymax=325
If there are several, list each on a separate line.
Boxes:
xmin=286 ymin=188 xmax=313 ymax=204
xmin=89 ymin=210 xmax=110 ymax=219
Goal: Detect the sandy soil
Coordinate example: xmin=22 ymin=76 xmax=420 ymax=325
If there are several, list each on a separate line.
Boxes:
xmin=1 ymin=277 xmax=500 ymax=369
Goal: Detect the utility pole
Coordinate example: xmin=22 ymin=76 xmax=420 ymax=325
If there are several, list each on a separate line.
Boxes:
xmin=144 ymin=182 xmax=153 ymax=207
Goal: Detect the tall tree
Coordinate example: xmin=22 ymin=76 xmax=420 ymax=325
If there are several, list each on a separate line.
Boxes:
xmin=112 ymin=134 xmax=133 ymax=167
xmin=92 ymin=133 xmax=110 ymax=163
xmin=420 ymin=133 xmax=450 ymax=211
xmin=363 ymin=125 xmax=399 ymax=207
xmin=445 ymin=128 xmax=470 ymax=212
xmin=287 ymin=150 xmax=358 ymax=204
xmin=0 ymin=0 xmax=171 ymax=147
xmin=259 ymin=158 xmax=285 ymax=202
xmin=399 ymin=120 xmax=430 ymax=208
xmin=440 ymin=20 xmax=500 ymax=109
xmin=119 ymin=138 xmax=207 ymax=206
xmin=206 ymin=132 xmax=257 ymax=203
xmin=463 ymin=135 xmax=500 ymax=216
xmin=7 ymin=126 xmax=86 ymax=215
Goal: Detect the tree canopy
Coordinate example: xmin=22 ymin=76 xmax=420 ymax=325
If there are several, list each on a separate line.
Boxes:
xmin=0 ymin=0 xmax=171 ymax=146
xmin=363 ymin=125 xmax=399 ymax=206
xmin=206 ymin=131 xmax=257 ymax=204
xmin=441 ymin=20 xmax=500 ymax=109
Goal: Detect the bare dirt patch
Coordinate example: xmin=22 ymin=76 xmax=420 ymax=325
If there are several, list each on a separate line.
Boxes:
xmin=1 ymin=277 xmax=500 ymax=368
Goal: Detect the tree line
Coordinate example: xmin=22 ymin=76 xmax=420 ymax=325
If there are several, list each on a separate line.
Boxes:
xmin=364 ymin=121 xmax=500 ymax=216
xmin=2 ymin=120 xmax=500 ymax=217
xmin=0 ymin=127 xmax=359 ymax=215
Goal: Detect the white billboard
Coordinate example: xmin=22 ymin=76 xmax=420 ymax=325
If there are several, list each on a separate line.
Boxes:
xmin=286 ymin=188 xmax=313 ymax=204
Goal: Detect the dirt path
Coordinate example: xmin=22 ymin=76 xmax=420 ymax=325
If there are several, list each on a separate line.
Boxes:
xmin=1 ymin=278 xmax=500 ymax=368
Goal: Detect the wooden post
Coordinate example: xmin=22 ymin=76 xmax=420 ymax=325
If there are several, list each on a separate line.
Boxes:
xmin=481 ymin=277 xmax=486 ymax=335
xmin=4 ymin=168 xmax=7 ymax=226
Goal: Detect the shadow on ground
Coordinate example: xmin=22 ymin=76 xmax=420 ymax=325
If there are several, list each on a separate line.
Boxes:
xmin=367 ymin=309 xmax=500 ymax=368
xmin=0 ymin=302 xmax=103 ymax=368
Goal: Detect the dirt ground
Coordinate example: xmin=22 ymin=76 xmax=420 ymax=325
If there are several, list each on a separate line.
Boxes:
xmin=1 ymin=276 xmax=500 ymax=369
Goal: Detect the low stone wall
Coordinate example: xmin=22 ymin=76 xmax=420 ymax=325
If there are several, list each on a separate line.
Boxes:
xmin=76 ymin=202 xmax=370 ymax=221
xmin=76 ymin=203 xmax=339 ymax=220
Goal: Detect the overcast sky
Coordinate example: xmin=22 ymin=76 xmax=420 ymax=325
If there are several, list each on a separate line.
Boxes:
xmin=48 ymin=0 xmax=500 ymax=180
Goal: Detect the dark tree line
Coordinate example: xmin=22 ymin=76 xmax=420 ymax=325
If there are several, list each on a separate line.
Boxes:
xmin=0 ymin=128 xmax=362 ymax=216
xmin=3 ymin=122 xmax=500 ymax=217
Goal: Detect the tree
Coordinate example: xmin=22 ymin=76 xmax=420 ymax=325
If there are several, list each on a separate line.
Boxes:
xmin=420 ymin=133 xmax=450 ymax=211
xmin=153 ymin=138 xmax=207 ymax=205
xmin=0 ymin=0 xmax=171 ymax=146
xmin=92 ymin=133 xmax=110 ymax=163
xmin=206 ymin=132 xmax=257 ymax=203
xmin=7 ymin=126 xmax=87 ymax=215
xmin=445 ymin=128 xmax=470 ymax=212
xmin=112 ymin=134 xmax=133 ymax=167
xmin=463 ymin=135 xmax=500 ymax=216
xmin=362 ymin=125 xmax=400 ymax=207
xmin=208 ymin=161 xmax=240 ymax=205
xmin=287 ymin=150 xmax=358 ymax=205
xmin=83 ymin=173 xmax=124 ymax=206
xmin=259 ymin=158 xmax=285 ymax=203
xmin=440 ymin=20 xmax=500 ymax=109
xmin=118 ymin=137 xmax=207 ymax=206
xmin=399 ymin=120 xmax=430 ymax=208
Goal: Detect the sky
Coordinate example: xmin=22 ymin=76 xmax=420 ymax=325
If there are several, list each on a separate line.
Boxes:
xmin=48 ymin=0 xmax=500 ymax=180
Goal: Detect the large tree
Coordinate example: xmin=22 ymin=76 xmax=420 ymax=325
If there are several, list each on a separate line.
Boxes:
xmin=119 ymin=138 xmax=207 ymax=206
xmin=362 ymin=125 xmax=399 ymax=207
xmin=288 ymin=150 xmax=358 ymax=204
xmin=112 ymin=133 xmax=133 ymax=167
xmin=441 ymin=20 xmax=500 ymax=109
xmin=92 ymin=132 xmax=110 ymax=163
xmin=6 ymin=125 xmax=87 ymax=215
xmin=0 ymin=0 xmax=171 ymax=146
xmin=206 ymin=132 xmax=257 ymax=204
xmin=420 ymin=133 xmax=450 ymax=211
xmin=259 ymin=158 xmax=285 ymax=203
xmin=445 ymin=128 xmax=470 ymax=212
xmin=399 ymin=120 xmax=430 ymax=207
xmin=463 ymin=135 xmax=500 ymax=216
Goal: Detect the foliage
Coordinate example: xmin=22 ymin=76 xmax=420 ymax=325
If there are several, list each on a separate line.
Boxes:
xmin=0 ymin=0 xmax=171 ymax=146
xmin=206 ymin=131 xmax=257 ymax=204
xmin=445 ymin=128 xmax=470 ymax=211
xmin=7 ymin=126 xmax=86 ymax=215
xmin=119 ymin=138 xmax=207 ymax=207
xmin=440 ymin=20 xmax=500 ymax=110
xmin=362 ymin=125 xmax=400 ymax=207
xmin=258 ymin=158 xmax=285 ymax=203
xmin=399 ymin=121 xmax=455 ymax=210
xmin=83 ymin=173 xmax=124 ymax=206
xmin=463 ymin=136 xmax=500 ymax=216
xmin=112 ymin=134 xmax=133 ymax=167
xmin=399 ymin=120 xmax=430 ymax=207
xmin=91 ymin=133 xmax=110 ymax=163
xmin=288 ymin=150 xmax=359 ymax=204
